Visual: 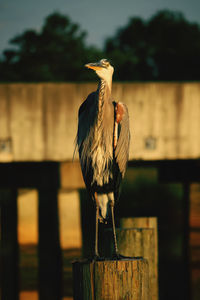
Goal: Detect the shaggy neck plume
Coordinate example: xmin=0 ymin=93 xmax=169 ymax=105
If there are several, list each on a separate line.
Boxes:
xmin=96 ymin=79 xmax=111 ymax=130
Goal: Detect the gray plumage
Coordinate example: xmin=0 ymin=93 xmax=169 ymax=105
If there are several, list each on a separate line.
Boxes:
xmin=77 ymin=59 xmax=130 ymax=258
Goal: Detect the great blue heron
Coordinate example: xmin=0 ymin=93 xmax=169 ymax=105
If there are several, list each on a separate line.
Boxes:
xmin=77 ymin=59 xmax=130 ymax=259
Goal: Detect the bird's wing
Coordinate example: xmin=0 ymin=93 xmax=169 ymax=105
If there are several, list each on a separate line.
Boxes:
xmin=77 ymin=92 xmax=96 ymax=148
xmin=77 ymin=92 xmax=96 ymax=188
xmin=114 ymin=102 xmax=130 ymax=177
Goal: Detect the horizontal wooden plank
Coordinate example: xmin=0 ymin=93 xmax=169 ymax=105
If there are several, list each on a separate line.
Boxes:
xmin=0 ymin=162 xmax=84 ymax=189
xmin=159 ymin=160 xmax=200 ymax=182
xmin=0 ymin=162 xmax=60 ymax=188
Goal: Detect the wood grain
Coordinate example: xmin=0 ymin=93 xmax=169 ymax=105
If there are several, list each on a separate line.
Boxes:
xmin=73 ymin=258 xmax=149 ymax=300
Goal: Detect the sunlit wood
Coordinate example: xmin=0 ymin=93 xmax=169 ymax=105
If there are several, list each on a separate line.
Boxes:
xmin=120 ymin=217 xmax=158 ymax=300
xmin=73 ymin=258 xmax=149 ymax=300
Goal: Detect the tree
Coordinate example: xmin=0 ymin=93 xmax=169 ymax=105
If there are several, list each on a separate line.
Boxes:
xmin=0 ymin=12 xmax=103 ymax=82
xmin=2 ymin=10 xmax=200 ymax=82
xmin=105 ymin=10 xmax=200 ymax=81
xmin=105 ymin=17 xmax=153 ymax=81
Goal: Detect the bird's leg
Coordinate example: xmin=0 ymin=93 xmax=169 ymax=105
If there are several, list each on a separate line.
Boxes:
xmin=110 ymin=202 xmax=129 ymax=260
xmin=94 ymin=192 xmax=100 ymax=259
xmin=109 ymin=200 xmax=119 ymax=258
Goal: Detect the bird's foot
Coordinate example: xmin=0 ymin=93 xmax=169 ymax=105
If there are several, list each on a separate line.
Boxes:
xmin=91 ymin=254 xmax=106 ymax=262
xmin=112 ymin=253 xmax=142 ymax=260
xmin=112 ymin=253 xmax=126 ymax=260
xmin=98 ymin=215 xmax=108 ymax=224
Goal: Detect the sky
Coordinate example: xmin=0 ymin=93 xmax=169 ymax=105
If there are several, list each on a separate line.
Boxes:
xmin=0 ymin=0 xmax=200 ymax=55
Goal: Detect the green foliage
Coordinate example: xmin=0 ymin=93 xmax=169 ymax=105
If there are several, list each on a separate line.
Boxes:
xmin=1 ymin=9 xmax=200 ymax=81
xmin=0 ymin=12 xmax=103 ymax=82
xmin=105 ymin=10 xmax=200 ymax=81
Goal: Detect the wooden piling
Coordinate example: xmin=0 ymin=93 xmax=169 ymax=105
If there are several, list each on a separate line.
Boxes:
xmin=73 ymin=258 xmax=149 ymax=300
xmin=38 ymin=188 xmax=62 ymax=300
xmin=120 ymin=217 xmax=159 ymax=300
xmin=0 ymin=189 xmax=19 ymax=300
xmin=120 ymin=217 xmax=158 ymax=266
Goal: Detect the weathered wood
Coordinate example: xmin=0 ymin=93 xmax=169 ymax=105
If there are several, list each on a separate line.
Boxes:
xmin=0 ymin=189 xmax=19 ymax=300
xmin=120 ymin=217 xmax=158 ymax=268
xmin=120 ymin=217 xmax=158 ymax=300
xmin=73 ymin=258 xmax=149 ymax=300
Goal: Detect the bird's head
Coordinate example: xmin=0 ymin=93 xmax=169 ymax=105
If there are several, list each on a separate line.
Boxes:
xmin=85 ymin=59 xmax=114 ymax=82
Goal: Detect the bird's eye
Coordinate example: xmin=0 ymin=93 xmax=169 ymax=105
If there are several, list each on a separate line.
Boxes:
xmin=100 ymin=59 xmax=110 ymax=68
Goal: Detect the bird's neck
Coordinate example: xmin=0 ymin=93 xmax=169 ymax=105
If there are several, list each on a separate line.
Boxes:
xmin=96 ymin=79 xmax=112 ymax=128
xmin=99 ymin=77 xmax=112 ymax=93
xmin=97 ymin=78 xmax=112 ymax=105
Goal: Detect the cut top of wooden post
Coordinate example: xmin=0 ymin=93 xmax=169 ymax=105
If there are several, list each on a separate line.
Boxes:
xmin=120 ymin=217 xmax=158 ymax=300
xmin=73 ymin=258 xmax=149 ymax=300
xmin=120 ymin=217 xmax=158 ymax=265
xmin=120 ymin=217 xmax=157 ymax=230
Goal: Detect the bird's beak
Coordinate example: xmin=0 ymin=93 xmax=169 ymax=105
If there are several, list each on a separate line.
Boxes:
xmin=85 ymin=62 xmax=103 ymax=70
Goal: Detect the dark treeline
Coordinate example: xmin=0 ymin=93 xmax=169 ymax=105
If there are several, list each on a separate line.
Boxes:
xmin=1 ymin=10 xmax=200 ymax=82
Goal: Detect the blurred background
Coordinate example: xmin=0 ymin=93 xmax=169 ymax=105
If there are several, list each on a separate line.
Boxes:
xmin=1 ymin=0 xmax=200 ymax=300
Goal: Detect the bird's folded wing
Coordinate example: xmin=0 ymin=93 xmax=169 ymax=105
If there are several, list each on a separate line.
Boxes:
xmin=114 ymin=102 xmax=130 ymax=177
xmin=77 ymin=92 xmax=96 ymax=186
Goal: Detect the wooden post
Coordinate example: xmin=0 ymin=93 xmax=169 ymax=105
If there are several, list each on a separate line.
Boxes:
xmin=120 ymin=217 xmax=158 ymax=300
xmin=0 ymin=189 xmax=19 ymax=300
xmin=120 ymin=217 xmax=158 ymax=264
xmin=38 ymin=188 xmax=62 ymax=300
xmin=73 ymin=258 xmax=149 ymax=300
